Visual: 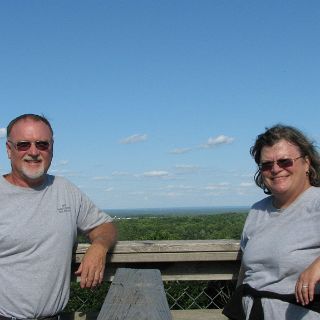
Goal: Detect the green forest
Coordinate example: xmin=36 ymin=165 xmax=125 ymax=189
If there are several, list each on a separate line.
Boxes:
xmin=77 ymin=211 xmax=247 ymax=243
xmin=114 ymin=211 xmax=247 ymax=240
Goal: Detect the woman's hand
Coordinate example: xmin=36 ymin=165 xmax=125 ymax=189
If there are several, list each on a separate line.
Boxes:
xmin=295 ymin=257 xmax=320 ymax=305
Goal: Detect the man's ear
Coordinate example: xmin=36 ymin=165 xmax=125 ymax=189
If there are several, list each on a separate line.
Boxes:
xmin=6 ymin=141 xmax=12 ymax=159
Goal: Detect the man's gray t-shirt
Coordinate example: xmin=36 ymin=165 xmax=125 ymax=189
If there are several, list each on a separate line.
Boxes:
xmin=241 ymin=186 xmax=320 ymax=319
xmin=0 ymin=175 xmax=113 ymax=319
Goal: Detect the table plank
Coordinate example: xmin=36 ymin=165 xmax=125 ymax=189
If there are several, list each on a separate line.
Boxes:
xmin=97 ymin=268 xmax=172 ymax=320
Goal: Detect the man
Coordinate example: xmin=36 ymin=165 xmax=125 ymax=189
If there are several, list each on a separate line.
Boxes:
xmin=0 ymin=114 xmax=117 ymax=319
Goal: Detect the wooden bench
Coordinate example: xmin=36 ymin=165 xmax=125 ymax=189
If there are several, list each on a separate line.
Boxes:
xmin=97 ymin=268 xmax=172 ymax=320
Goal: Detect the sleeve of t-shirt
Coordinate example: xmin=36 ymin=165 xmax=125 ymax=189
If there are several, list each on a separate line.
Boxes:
xmin=74 ymin=187 xmax=113 ymax=232
xmin=240 ymin=208 xmax=254 ymax=252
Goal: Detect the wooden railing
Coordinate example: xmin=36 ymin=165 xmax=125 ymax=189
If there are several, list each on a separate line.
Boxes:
xmin=75 ymin=239 xmax=242 ymax=281
xmin=72 ymin=240 xmax=242 ymax=320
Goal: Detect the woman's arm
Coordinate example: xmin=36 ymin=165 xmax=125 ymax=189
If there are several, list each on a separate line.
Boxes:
xmin=237 ymin=262 xmax=245 ymax=287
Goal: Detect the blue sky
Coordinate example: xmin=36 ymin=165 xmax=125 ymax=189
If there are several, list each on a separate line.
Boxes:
xmin=0 ymin=1 xmax=319 ymax=209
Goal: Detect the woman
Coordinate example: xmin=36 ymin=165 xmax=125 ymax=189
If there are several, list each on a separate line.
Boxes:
xmin=223 ymin=124 xmax=320 ymax=319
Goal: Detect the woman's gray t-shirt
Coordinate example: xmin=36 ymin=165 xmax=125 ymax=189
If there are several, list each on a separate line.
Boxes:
xmin=241 ymin=186 xmax=320 ymax=319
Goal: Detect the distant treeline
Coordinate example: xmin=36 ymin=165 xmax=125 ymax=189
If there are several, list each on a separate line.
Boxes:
xmin=78 ymin=211 xmax=248 ymax=242
xmin=113 ymin=211 xmax=248 ymax=240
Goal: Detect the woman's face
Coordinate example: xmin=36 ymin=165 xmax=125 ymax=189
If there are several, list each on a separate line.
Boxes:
xmin=260 ymin=139 xmax=311 ymax=205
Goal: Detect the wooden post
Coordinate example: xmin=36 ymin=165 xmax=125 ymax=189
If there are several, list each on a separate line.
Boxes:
xmin=97 ymin=268 xmax=172 ymax=320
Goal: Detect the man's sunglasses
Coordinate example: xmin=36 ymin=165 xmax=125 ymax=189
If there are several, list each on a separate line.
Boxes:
xmin=7 ymin=140 xmax=52 ymax=151
xmin=258 ymin=156 xmax=304 ymax=172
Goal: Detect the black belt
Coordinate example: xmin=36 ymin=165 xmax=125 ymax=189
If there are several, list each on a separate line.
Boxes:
xmin=0 ymin=315 xmax=60 ymax=320
xmin=222 ymin=284 xmax=320 ymax=320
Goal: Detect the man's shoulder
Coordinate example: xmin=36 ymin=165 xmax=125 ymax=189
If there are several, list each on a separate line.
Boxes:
xmin=46 ymin=174 xmax=78 ymax=190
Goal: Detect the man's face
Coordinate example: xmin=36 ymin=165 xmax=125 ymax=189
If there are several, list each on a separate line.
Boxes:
xmin=6 ymin=118 xmax=53 ymax=187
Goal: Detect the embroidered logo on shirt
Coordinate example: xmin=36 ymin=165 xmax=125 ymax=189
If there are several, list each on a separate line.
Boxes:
xmin=57 ymin=204 xmax=72 ymax=214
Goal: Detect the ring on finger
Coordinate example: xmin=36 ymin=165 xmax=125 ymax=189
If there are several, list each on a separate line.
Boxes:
xmin=302 ymin=284 xmax=309 ymax=289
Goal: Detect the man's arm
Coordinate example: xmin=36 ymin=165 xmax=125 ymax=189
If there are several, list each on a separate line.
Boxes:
xmin=75 ymin=222 xmax=117 ymax=288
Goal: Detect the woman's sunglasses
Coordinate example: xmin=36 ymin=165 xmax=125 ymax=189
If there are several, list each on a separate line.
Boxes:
xmin=258 ymin=156 xmax=304 ymax=172
xmin=7 ymin=140 xmax=51 ymax=151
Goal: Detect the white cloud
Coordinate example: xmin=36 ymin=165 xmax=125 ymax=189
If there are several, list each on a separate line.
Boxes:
xmin=0 ymin=128 xmax=6 ymax=138
xmin=165 ymin=192 xmax=181 ymax=198
xmin=201 ymin=135 xmax=234 ymax=148
xmin=169 ymin=147 xmax=192 ymax=154
xmin=120 ymin=134 xmax=147 ymax=144
xmin=129 ymin=191 xmax=145 ymax=195
xmin=239 ymin=182 xmax=255 ymax=187
xmin=143 ymin=170 xmax=169 ymax=178
xmin=240 ymin=173 xmax=254 ymax=178
xmin=163 ymin=184 xmax=194 ymax=191
xmin=175 ymin=164 xmax=200 ymax=172
xmin=105 ymin=187 xmax=114 ymax=192
xmin=175 ymin=164 xmax=197 ymax=169
xmin=49 ymin=169 xmax=82 ymax=177
xmin=92 ymin=176 xmax=110 ymax=181
xmin=56 ymin=160 xmax=69 ymax=166
xmin=112 ymin=171 xmax=130 ymax=176
xmin=205 ymin=182 xmax=230 ymax=191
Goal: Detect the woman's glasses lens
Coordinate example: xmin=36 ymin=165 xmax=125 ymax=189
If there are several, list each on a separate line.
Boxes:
xmin=259 ymin=158 xmax=294 ymax=171
xmin=277 ymin=158 xmax=294 ymax=167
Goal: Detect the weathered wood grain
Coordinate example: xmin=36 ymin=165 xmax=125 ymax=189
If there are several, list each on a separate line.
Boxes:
xmin=75 ymin=240 xmax=241 ymax=263
xmin=97 ymin=268 xmax=172 ymax=320
xmin=76 ymin=240 xmax=241 ymax=255
xmin=171 ymin=309 xmax=227 ymax=320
